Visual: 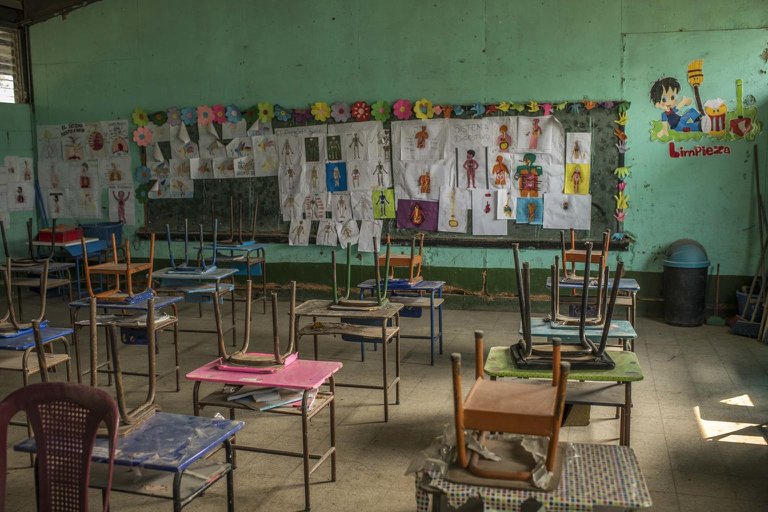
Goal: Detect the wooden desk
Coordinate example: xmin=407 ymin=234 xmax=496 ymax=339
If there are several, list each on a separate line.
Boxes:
xmin=207 ymin=242 xmax=268 ymax=313
xmin=294 ymin=299 xmax=403 ymax=422
xmin=31 ymin=238 xmax=108 ymax=298
xmin=416 ymin=442 xmax=652 ymax=511
xmin=153 ymin=267 xmax=238 ymax=348
xmin=547 ymin=276 xmax=641 ymax=326
xmin=16 ymin=412 xmax=242 ymax=512
xmin=0 ymin=326 xmax=72 ymax=385
xmin=1 ymin=261 xmax=75 ymax=316
xmin=484 ymin=346 xmax=643 ymax=446
xmin=358 ymin=279 xmax=445 ymax=365
xmin=187 ymin=358 xmax=342 ymax=512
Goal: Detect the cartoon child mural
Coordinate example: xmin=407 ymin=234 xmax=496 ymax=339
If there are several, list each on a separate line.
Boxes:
xmin=650 ymin=77 xmax=701 ymax=138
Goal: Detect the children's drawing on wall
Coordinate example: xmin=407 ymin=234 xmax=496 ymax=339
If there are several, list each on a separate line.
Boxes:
xmin=102 ymin=119 xmax=129 ymax=157
xmin=397 ymin=119 xmax=449 ymax=161
xmin=304 ymin=163 xmax=326 ymax=193
xmin=516 ymin=117 xmax=556 ymax=152
xmin=226 ymin=137 xmax=253 ymax=160
xmin=438 ymin=186 xmax=470 ymax=233
xmin=331 ymin=192 xmax=352 ymax=221
xmin=37 ymin=125 xmax=62 ymax=161
xmin=9 ymin=182 xmax=34 ymax=212
xmin=649 ymin=60 xmax=762 ymax=142
xmin=495 ymin=189 xmax=516 ymax=220
xmin=396 ymin=199 xmax=438 ymax=231
xmin=347 ymin=132 xmax=366 ymax=160
xmin=459 ymin=148 xmax=487 ymax=189
xmin=198 ymin=122 xmax=225 ymax=159
xmin=515 ymin=153 xmax=542 ymax=197
xmin=190 ymin=158 xmax=212 ymax=180
xmin=372 ymin=188 xmax=395 ymax=219
xmin=148 ymin=160 xmax=170 ymax=179
xmin=491 ymin=155 xmax=511 ymax=189
xmin=326 ymin=135 xmax=342 ymax=161
xmin=515 ymin=197 xmax=544 ymax=225
xmin=75 ymin=188 xmax=99 ymax=217
xmin=376 ymin=129 xmax=391 ymax=161
xmin=316 ymin=220 xmax=338 ymax=247
xmin=288 ymin=219 xmax=311 ymax=246
xmin=396 ymin=163 xmax=451 ymax=200
xmin=148 ymin=177 xmax=170 ymax=200
xmin=169 ymin=176 xmax=194 ymax=199
xmin=222 ymin=119 xmax=247 ymax=140
xmin=326 ymin=162 xmax=348 ymax=192
xmin=350 ymin=190 xmax=374 ymax=220
xmin=234 ymin=155 xmax=255 ymax=178
xmin=60 ymin=123 xmax=86 ymax=160
xmin=303 ymin=193 xmax=327 ymax=221
xmin=543 ymin=193 xmax=591 ymax=230
xmin=71 ymin=161 xmax=98 ymax=190
xmin=372 ymin=160 xmax=390 ymax=187
xmin=251 ymin=135 xmax=279 ymax=176
xmin=336 ymin=219 xmax=360 ymax=249
xmin=357 ymin=220 xmax=383 ymax=253
xmin=471 ymin=188 xmax=507 ymax=235
xmin=418 ymin=169 xmax=431 ymax=195
xmin=109 ymin=187 xmax=136 ymax=225
xmin=47 ymin=192 xmax=66 ymax=219
xmin=281 ymin=193 xmax=303 ymax=220
xmin=18 ymin=158 xmax=33 ymax=182
xmin=100 ymin=156 xmax=132 ymax=188
xmin=305 ymin=136 xmax=321 ymax=163
xmin=566 ymin=133 xmax=591 ymax=165
xmin=277 ymin=135 xmax=299 ymax=166
xmin=84 ymin=123 xmax=106 ymax=160
xmin=346 ymin=161 xmax=368 ymax=190
xmin=38 ymin=160 xmax=64 ymax=190
xmin=564 ymin=163 xmax=590 ymax=194
xmin=213 ymin=157 xmax=235 ymax=179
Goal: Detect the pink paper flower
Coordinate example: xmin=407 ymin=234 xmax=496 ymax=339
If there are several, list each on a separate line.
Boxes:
xmin=542 ymin=103 xmax=553 ymax=116
xmin=132 ymin=126 xmax=153 ymax=147
xmin=393 ymin=99 xmax=412 ymax=120
xmin=212 ymin=104 xmax=227 ymax=124
xmin=167 ymin=107 xmax=181 ymax=126
xmin=433 ymin=105 xmax=443 ymax=116
xmin=293 ymin=108 xmax=312 ymax=123
xmin=197 ymin=105 xmax=214 ymax=125
xmin=614 ymin=209 xmax=626 ymax=222
xmin=616 ymin=181 xmax=627 ymax=191
xmin=350 ymin=101 xmax=371 ymax=121
xmin=331 ymin=102 xmax=350 ymax=123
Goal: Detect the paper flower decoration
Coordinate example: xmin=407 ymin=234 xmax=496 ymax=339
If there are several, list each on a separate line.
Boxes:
xmin=442 ymin=105 xmax=454 ymax=118
xmin=555 ymin=102 xmax=568 ymax=111
xmin=618 ymin=102 xmax=631 ymax=114
xmin=541 ymin=103 xmax=553 ymax=116
xmin=311 ymin=102 xmax=331 ymax=122
xmin=226 ymin=104 xmax=243 ymax=123
xmin=433 ymin=105 xmax=443 ymax=117
xmin=243 ymin=106 xmax=259 ymax=126
xmin=212 ymin=104 xmax=227 ymax=124
xmin=135 ymin=183 xmax=150 ymax=203
xmin=613 ymin=127 xmax=627 ymax=142
xmin=294 ymin=108 xmax=312 ymax=123
xmin=132 ymin=108 xmax=149 ymax=127
xmin=614 ymin=166 xmax=631 ymax=179
xmin=614 ymin=209 xmax=626 ymax=222
xmin=180 ymin=107 xmax=196 ymax=126
xmin=511 ymin=103 xmax=525 ymax=112
xmin=331 ymin=102 xmax=350 ymax=123
xmin=393 ymin=99 xmax=413 ymax=120
xmin=197 ymin=105 xmax=214 ymax=125
xmin=582 ymin=100 xmax=598 ymax=110
xmin=485 ymin=104 xmax=498 ymax=115
xmin=470 ymin=103 xmax=485 ymax=118
xmin=149 ymin=111 xmax=167 ymax=126
xmin=614 ymin=112 xmax=629 ymax=126
xmin=274 ymin=104 xmax=291 ymax=122
xmin=167 ymin=107 xmax=181 ymax=126
xmin=134 ymin=165 xmax=152 ymax=184
xmin=258 ymin=103 xmax=275 ymax=124
xmin=614 ymin=191 xmax=630 ymax=210
xmin=132 ymin=126 xmax=153 ymax=147
xmin=568 ymin=103 xmax=582 ymax=114
xmin=371 ymin=101 xmax=390 ymax=122
xmin=601 ymin=101 xmax=615 ymax=109
xmin=413 ymin=98 xmax=434 ymax=120
xmin=526 ymin=101 xmax=539 ymax=113
xmin=497 ymin=101 xmax=511 ymax=112
xmin=452 ymin=105 xmax=464 ymax=116
xmin=349 ymin=101 xmax=371 ymax=121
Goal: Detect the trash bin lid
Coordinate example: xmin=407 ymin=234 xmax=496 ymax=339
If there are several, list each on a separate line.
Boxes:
xmin=663 ymin=239 xmax=710 ymax=268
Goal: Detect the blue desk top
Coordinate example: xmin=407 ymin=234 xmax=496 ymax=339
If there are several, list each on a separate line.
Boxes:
xmin=206 ymin=243 xmax=265 ymax=252
xmin=15 ymin=412 xmax=244 ymax=473
xmin=1 ymin=261 xmax=75 ymax=274
xmin=524 ymin=317 xmax=637 ymax=339
xmin=154 ymin=267 xmax=237 ymax=281
xmin=357 ymin=279 xmax=445 ymax=291
xmin=69 ymin=295 xmax=184 ymax=311
xmin=0 ymin=326 xmax=73 ymax=350
xmin=546 ymin=277 xmax=640 ymax=292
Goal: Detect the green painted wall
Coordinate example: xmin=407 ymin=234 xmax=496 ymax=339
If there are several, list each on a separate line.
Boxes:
xmin=25 ymin=0 xmax=768 ymax=304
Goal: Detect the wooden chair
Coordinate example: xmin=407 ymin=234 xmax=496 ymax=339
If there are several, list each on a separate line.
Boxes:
xmin=0 ymin=259 xmax=48 ymax=336
xmin=550 ymin=243 xmax=609 ymax=327
xmin=451 ymin=331 xmax=570 ymax=481
xmin=331 ymin=240 xmax=391 ymax=310
xmin=166 ymin=219 xmax=217 ymax=273
xmin=215 ymin=198 xmax=258 ymax=246
xmin=81 ymin=233 xmax=155 ymax=302
xmin=561 ymin=228 xmax=610 ymax=280
xmin=0 ymin=218 xmax=58 ymax=268
xmin=378 ymin=233 xmax=424 ymax=284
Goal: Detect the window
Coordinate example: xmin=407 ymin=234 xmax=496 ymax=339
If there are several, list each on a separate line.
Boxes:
xmin=0 ymin=27 xmax=23 ymax=103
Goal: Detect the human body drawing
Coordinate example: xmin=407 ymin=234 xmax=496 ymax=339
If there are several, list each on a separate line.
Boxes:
xmin=79 ymin=163 xmax=91 ymax=188
xmin=305 ymin=137 xmax=320 ymax=162
xmin=22 ymin=160 xmax=32 ymax=181
xmin=16 ymin=187 xmax=24 ymax=204
xmin=491 ymin=156 xmax=509 ymax=187
xmin=570 ymin=165 xmax=583 ymax=194
xmin=418 ymin=170 xmax=431 ymax=194
xmin=409 ymin=203 xmax=424 ymax=226
xmin=515 ymin=153 xmax=542 ymax=197
xmin=415 ymin=126 xmax=429 ymax=149
xmin=332 ymin=166 xmax=341 ymax=188
xmin=527 ymin=201 xmax=537 ymax=223
xmin=109 ymin=162 xmax=123 ymax=182
xmin=310 ymin=166 xmax=319 ymax=190
xmin=336 ymin=196 xmax=348 ymax=219
xmin=349 ymin=133 xmax=363 ymax=159
xmin=112 ymin=190 xmax=131 ymax=223
xmin=281 ymin=139 xmax=294 ymax=163
xmin=290 ymin=220 xmax=306 ymax=245
xmin=373 ymin=161 xmax=388 ymax=186
xmin=571 ymin=140 xmax=582 ymax=161
xmin=375 ymin=190 xmax=391 ymax=217
xmin=351 ymin=166 xmax=361 ymax=188
xmin=463 ymin=150 xmax=478 ymax=188
xmin=497 ymin=124 xmax=512 ymax=152
xmin=286 ymin=167 xmax=296 ymax=189
xmin=327 ymin=136 xmax=341 ymax=161
xmin=528 ymin=119 xmax=542 ymax=149
xmin=321 ymin=222 xmax=335 ymax=245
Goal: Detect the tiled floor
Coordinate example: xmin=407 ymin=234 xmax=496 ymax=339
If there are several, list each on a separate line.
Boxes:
xmin=2 ymin=297 xmax=768 ymax=511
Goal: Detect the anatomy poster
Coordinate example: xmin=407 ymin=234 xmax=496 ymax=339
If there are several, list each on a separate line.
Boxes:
xmin=251 ymin=135 xmax=279 ymax=176
xmin=495 ymin=189 xmax=517 ymax=220
xmin=516 ymin=197 xmax=544 ymax=225
xmin=37 ymin=125 xmax=62 ymax=160
xmin=15 ymin=157 xmax=34 ymax=183
xmin=316 ymin=220 xmax=338 ymax=246
xmin=396 ymin=162 xmax=453 ymax=201
xmin=70 ymin=161 xmax=99 ymax=191
xmin=358 ymin=220 xmax=383 ymax=253
xmin=84 ymin=122 xmax=107 ymax=160
xmin=8 ymin=182 xmax=34 ymax=212
xmin=438 ymin=187 xmax=470 ymax=233
xmin=73 ymin=188 xmax=100 ymax=217
xmin=60 ymin=123 xmax=87 ymax=160
xmin=336 ymin=219 xmax=360 ymax=248
xmin=456 ymin=147 xmax=486 ymax=190
xmin=488 ymin=154 xmax=514 ymax=191
xmin=325 ymin=162 xmax=348 ymax=192
xmin=513 ymin=153 xmax=564 ymax=198
xmin=566 ymin=132 xmax=591 ymax=164
xmin=543 ymin=193 xmax=591 ymax=230
xmin=304 ymin=163 xmax=326 ymax=195
xmin=472 ymin=188 xmax=507 ymax=235
xmin=37 ymin=159 xmax=66 ymax=190
xmin=101 ymin=119 xmax=130 ymax=157
xmin=109 ymin=187 xmax=135 ymax=225
xmin=331 ymin=192 xmax=352 ymax=221
xmin=190 ymin=158 xmax=213 ymax=179
xmin=517 ymin=116 xmax=558 ymax=152
xmin=303 ymin=193 xmax=328 ymax=221
xmin=346 ymin=160 xmax=371 ymax=190
xmin=370 ymin=159 xmax=391 ymax=188
xmin=350 ymin=190 xmax=374 ymax=220
xmin=281 ymin=193 xmax=303 ymax=221
xmin=564 ymin=163 xmax=590 ymax=194
xmin=372 ymin=188 xmax=395 ymax=219
xmin=47 ymin=191 xmax=67 ymax=219
xmin=100 ymin=157 xmax=132 ymax=188
xmin=397 ymin=119 xmax=449 ymax=161
xmin=396 ymin=199 xmax=438 ymax=231
xmin=288 ymin=219 xmax=311 ymax=246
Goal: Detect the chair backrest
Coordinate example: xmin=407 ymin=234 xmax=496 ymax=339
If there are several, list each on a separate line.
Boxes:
xmin=0 ymin=382 xmax=119 ymax=512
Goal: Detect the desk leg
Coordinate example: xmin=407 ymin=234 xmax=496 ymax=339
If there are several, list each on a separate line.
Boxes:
xmin=395 ymin=313 xmax=401 ymax=405
xmin=231 ymin=276 xmax=237 ymax=347
xmin=312 ymin=316 xmax=319 ymax=361
xmin=624 ymin=382 xmax=632 ymax=446
xmin=382 ymin=319 xmax=389 ymax=422
xmin=74 ymin=256 xmax=82 ymax=298
xmin=429 ymin=291 xmax=435 ymax=365
xmin=225 ymin=439 xmax=235 ymax=512
xmin=301 ymin=390 xmax=311 ymax=511
xmin=173 ymin=472 xmax=183 ymax=512
xmin=192 ymin=381 xmax=201 ymax=415
xmin=70 ymin=309 xmax=82 ymax=384
xmin=172 ymin=303 xmax=180 ymax=391
xmin=438 ymin=287 xmax=444 ymax=356
xmin=329 ymin=375 xmax=337 ymax=482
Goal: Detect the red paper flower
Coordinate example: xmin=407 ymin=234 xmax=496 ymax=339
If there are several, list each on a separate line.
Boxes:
xmin=350 ymin=101 xmax=371 ymax=121
xmin=212 ymin=104 xmax=227 ymax=124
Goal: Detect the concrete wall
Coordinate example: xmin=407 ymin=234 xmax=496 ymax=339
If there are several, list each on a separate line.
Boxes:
xmin=25 ymin=0 xmax=768 ymax=306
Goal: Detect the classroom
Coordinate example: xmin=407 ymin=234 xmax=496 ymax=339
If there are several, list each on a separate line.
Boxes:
xmin=0 ymin=1 xmax=766 ymax=511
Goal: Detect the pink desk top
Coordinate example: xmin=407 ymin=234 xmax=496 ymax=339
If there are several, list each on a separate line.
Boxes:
xmin=186 ymin=358 xmax=343 ymax=390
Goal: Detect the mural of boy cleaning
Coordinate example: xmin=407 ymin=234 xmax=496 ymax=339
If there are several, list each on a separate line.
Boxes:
xmin=650 ymin=77 xmax=701 ymax=138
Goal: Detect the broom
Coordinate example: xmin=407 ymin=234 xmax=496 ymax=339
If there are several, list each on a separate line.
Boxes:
xmin=706 ymin=263 xmax=726 ymax=326
xmin=687 ymin=60 xmax=705 ymax=114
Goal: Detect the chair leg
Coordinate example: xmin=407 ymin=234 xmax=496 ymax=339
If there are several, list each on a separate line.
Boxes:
xmin=451 ymin=353 xmax=469 ymax=468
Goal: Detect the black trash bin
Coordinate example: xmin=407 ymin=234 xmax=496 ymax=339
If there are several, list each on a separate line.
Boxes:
xmin=663 ymin=239 xmax=710 ymax=326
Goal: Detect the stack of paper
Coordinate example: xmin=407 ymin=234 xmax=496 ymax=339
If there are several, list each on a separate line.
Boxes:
xmin=226 ymin=386 xmax=318 ymax=411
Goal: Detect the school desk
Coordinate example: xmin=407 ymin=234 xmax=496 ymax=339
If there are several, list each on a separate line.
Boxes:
xmin=523 ymin=317 xmax=638 ymax=351
xmin=294 ymin=299 xmax=403 ymax=422
xmin=68 ymin=295 xmax=183 ymax=388
xmin=16 ymin=412 xmax=242 ymax=512
xmin=206 ymin=242 xmax=268 ymax=313
xmin=153 ymin=267 xmax=238 ymax=348
xmin=0 ymin=326 xmax=73 ymax=385
xmin=415 ymin=442 xmax=652 ymax=511
xmin=546 ymin=276 xmax=641 ymax=327
xmin=357 ymin=279 xmax=444 ymax=365
xmin=484 ymin=346 xmax=644 ymax=446
xmin=31 ymin=237 xmax=107 ymax=298
xmin=0 ymin=261 xmax=75 ymax=316
xmin=187 ymin=358 xmax=342 ymax=512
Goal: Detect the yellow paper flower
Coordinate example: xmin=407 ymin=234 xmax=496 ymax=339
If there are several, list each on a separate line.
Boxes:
xmin=614 ymin=166 xmax=631 ymax=179
xmin=527 ymin=101 xmax=539 ymax=113
xmin=413 ymin=98 xmax=434 ymax=120
xmin=311 ymin=102 xmax=331 ymax=122
xmin=614 ymin=112 xmax=629 ymax=126
xmin=257 ymin=103 xmax=274 ymax=124
xmin=497 ymin=101 xmax=511 ymax=112
xmin=614 ymin=191 xmax=630 ymax=210
xmin=132 ymin=108 xmax=149 ymax=127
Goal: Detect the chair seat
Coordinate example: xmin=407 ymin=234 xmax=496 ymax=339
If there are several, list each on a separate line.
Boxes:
xmin=563 ymin=249 xmax=603 ymax=264
xmin=88 ymin=262 xmax=152 ymax=273
xmin=463 ymin=379 xmax=557 ymax=436
xmin=381 ymin=254 xmax=422 ymax=266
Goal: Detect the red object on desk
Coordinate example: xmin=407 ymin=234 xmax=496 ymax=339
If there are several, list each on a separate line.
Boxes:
xmin=37 ymin=225 xmax=83 ymax=243
xmin=187 ymin=357 xmax=342 ymax=390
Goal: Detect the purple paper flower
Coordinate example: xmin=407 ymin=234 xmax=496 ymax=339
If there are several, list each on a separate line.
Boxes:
xmin=167 ymin=107 xmax=181 ymax=126
xmin=293 ymin=108 xmax=311 ymax=123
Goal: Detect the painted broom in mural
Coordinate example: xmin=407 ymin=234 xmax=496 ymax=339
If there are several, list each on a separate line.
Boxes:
xmin=686 ymin=59 xmax=705 ymax=114
xmin=730 ymin=79 xmax=752 ymax=137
